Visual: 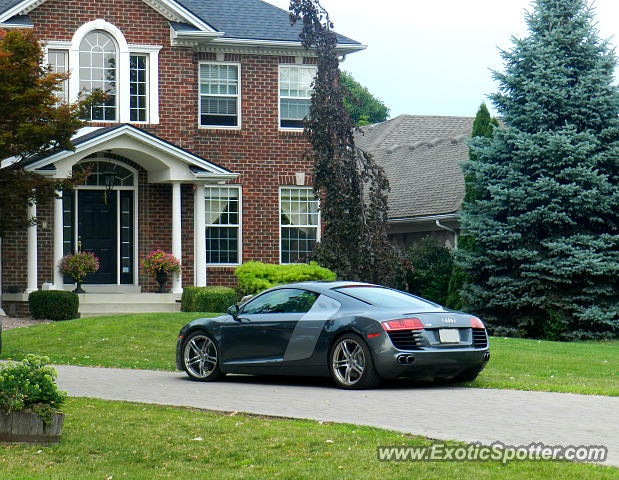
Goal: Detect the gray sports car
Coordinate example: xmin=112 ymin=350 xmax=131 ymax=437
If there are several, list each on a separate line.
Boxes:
xmin=176 ymin=281 xmax=490 ymax=389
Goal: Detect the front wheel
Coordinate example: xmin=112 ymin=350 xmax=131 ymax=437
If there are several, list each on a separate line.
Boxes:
xmin=329 ymin=334 xmax=381 ymax=389
xmin=182 ymin=331 xmax=223 ymax=381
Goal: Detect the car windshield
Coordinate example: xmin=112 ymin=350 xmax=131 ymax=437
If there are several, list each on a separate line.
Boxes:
xmin=335 ymin=286 xmax=443 ymax=312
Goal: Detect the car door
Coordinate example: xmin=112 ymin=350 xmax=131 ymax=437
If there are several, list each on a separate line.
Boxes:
xmin=221 ymin=288 xmax=318 ymax=366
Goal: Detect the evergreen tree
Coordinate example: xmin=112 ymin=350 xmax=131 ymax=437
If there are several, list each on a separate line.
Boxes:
xmin=458 ymin=0 xmax=619 ymax=339
xmin=446 ymin=103 xmax=498 ymax=309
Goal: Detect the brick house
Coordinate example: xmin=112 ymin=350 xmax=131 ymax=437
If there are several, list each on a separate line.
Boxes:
xmin=0 ymin=0 xmax=363 ymax=315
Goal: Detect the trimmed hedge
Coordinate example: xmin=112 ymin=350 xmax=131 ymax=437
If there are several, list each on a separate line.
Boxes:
xmin=181 ymin=286 xmax=237 ymax=313
xmin=234 ymin=261 xmax=336 ymax=296
xmin=28 ymin=290 xmax=79 ymax=321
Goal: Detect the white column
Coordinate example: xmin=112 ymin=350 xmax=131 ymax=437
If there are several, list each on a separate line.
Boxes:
xmin=52 ymin=191 xmax=64 ymax=290
xmin=26 ymin=200 xmax=38 ymax=293
xmin=171 ymin=182 xmax=182 ymax=293
xmin=194 ymin=183 xmax=206 ymax=287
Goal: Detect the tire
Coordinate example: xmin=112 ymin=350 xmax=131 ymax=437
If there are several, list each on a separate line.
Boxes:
xmin=329 ymin=333 xmax=381 ymax=389
xmin=182 ymin=331 xmax=223 ymax=381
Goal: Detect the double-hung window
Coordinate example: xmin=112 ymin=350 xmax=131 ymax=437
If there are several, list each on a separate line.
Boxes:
xmin=280 ymin=187 xmax=319 ymax=263
xmin=279 ymin=65 xmax=316 ymax=129
xmin=199 ymin=63 xmax=240 ymax=127
xmin=205 ymin=187 xmax=241 ymax=264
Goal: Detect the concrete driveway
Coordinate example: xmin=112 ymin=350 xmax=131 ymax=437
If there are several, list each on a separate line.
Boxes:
xmin=54 ymin=365 xmax=618 ymax=467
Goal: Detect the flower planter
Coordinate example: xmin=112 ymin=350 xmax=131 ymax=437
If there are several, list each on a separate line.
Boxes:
xmin=0 ymin=410 xmax=64 ymax=443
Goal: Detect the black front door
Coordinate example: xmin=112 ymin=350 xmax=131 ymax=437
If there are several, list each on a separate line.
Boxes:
xmin=78 ymin=190 xmax=116 ymax=284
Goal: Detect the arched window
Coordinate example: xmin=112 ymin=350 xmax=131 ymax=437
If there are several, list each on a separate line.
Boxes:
xmin=73 ymin=160 xmax=134 ymax=186
xmin=79 ymin=30 xmax=118 ymax=121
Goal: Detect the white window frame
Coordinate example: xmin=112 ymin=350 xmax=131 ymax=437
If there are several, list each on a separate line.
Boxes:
xmin=44 ymin=46 xmax=69 ymax=103
xmin=198 ymin=61 xmax=241 ymax=130
xmin=279 ymin=186 xmax=321 ymax=264
xmin=64 ymin=19 xmax=160 ymax=124
xmin=278 ymin=64 xmax=317 ymax=131
xmin=205 ymin=185 xmax=242 ymax=266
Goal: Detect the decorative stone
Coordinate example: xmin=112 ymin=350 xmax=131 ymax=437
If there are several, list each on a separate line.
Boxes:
xmin=0 ymin=410 xmax=64 ymax=443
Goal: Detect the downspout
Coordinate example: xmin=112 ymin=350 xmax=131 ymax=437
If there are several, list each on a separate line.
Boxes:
xmin=435 ymin=219 xmax=458 ymax=250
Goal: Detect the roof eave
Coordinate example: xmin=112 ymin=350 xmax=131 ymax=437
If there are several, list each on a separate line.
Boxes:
xmin=171 ymin=31 xmax=366 ymax=55
xmin=388 ymin=213 xmax=461 ymax=224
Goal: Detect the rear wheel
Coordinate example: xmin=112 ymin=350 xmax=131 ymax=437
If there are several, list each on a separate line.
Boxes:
xmin=182 ymin=331 xmax=223 ymax=381
xmin=329 ymin=334 xmax=381 ymax=389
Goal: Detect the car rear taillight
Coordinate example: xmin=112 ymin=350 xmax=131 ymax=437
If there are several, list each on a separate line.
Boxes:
xmin=381 ymin=318 xmax=424 ymax=331
xmin=470 ymin=317 xmax=485 ymax=329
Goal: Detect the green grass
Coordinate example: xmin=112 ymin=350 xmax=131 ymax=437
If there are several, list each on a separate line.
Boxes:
xmin=2 ymin=314 xmax=617 ymax=395
xmin=0 ymin=313 xmax=217 ymax=370
xmin=0 ymin=397 xmax=615 ymax=479
xmin=468 ymin=336 xmax=618 ymax=396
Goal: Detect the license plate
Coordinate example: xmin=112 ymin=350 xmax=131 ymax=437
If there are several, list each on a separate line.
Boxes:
xmin=439 ymin=328 xmax=460 ymax=343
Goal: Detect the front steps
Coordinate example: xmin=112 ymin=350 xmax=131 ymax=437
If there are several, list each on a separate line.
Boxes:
xmin=77 ymin=293 xmax=182 ymax=318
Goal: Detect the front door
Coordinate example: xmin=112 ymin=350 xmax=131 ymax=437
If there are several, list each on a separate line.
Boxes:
xmin=78 ymin=190 xmax=117 ymax=284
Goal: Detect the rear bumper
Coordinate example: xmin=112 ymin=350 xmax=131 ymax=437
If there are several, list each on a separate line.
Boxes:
xmin=370 ymin=336 xmax=489 ymax=380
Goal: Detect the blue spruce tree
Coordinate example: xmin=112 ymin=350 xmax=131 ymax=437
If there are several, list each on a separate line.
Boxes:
xmin=458 ymin=0 xmax=618 ymax=339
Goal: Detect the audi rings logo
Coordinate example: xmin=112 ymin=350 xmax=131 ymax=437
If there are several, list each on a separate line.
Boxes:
xmin=441 ymin=317 xmax=456 ymax=324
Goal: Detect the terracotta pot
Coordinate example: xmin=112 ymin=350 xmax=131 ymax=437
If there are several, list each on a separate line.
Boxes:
xmin=0 ymin=410 xmax=64 ymax=443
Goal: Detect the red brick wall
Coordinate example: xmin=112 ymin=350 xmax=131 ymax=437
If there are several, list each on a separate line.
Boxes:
xmin=3 ymin=0 xmax=316 ymax=292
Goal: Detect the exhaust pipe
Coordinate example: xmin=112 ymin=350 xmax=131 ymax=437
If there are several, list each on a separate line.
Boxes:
xmin=484 ymin=352 xmax=490 ymax=362
xmin=397 ymin=354 xmax=415 ymax=365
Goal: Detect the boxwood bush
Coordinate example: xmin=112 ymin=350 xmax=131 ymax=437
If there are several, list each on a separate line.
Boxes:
xmin=234 ymin=261 xmax=336 ymax=296
xmin=181 ymin=286 xmax=237 ymax=313
xmin=28 ymin=290 xmax=79 ymax=321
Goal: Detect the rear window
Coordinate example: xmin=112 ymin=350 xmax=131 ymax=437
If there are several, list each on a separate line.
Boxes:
xmin=335 ymin=286 xmax=443 ymax=312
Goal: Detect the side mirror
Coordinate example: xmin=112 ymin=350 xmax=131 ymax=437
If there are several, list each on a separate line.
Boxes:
xmin=227 ymin=304 xmax=239 ymax=317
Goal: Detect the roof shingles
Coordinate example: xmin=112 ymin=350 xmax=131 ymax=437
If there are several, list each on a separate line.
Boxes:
xmin=356 ymin=115 xmax=474 ymax=220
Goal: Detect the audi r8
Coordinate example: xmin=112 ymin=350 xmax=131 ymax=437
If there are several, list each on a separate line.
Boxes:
xmin=176 ymin=281 xmax=490 ymax=389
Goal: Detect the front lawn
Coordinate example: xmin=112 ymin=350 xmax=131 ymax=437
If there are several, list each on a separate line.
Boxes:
xmin=1 ymin=314 xmax=617 ymax=395
xmin=0 ymin=397 xmax=615 ymax=479
xmin=0 ymin=313 xmax=217 ymax=370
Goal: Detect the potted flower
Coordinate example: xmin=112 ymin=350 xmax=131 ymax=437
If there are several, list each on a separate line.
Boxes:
xmin=58 ymin=252 xmax=99 ymax=293
xmin=142 ymin=249 xmax=181 ymax=293
xmin=0 ymin=355 xmax=66 ymax=443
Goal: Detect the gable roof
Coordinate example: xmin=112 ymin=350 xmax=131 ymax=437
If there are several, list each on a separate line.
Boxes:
xmin=9 ymin=124 xmax=237 ymax=183
xmin=356 ymin=115 xmax=474 ymax=220
xmin=0 ymin=0 xmax=362 ymax=49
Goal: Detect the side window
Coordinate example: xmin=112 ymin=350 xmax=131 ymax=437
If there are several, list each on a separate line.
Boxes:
xmin=241 ymin=289 xmax=318 ymax=315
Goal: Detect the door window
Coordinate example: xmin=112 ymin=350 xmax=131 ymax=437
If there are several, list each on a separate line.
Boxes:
xmin=241 ymin=289 xmax=318 ymax=315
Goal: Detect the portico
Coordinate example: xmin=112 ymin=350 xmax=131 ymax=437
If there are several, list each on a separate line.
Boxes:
xmin=16 ymin=124 xmax=237 ymax=296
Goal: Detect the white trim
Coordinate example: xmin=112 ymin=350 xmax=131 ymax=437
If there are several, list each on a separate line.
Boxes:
xmin=194 ymin=183 xmax=206 ymax=286
xmin=388 ymin=213 xmax=461 ymax=224
xmin=278 ymin=186 xmax=320 ymax=265
xmin=204 ymin=184 xmax=242 ymax=267
xmin=278 ymin=64 xmax=317 ymax=132
xmin=129 ymin=44 xmax=162 ymax=124
xmin=198 ymin=61 xmax=242 ymax=130
xmin=26 ymin=200 xmax=37 ymax=293
xmin=70 ymin=20 xmax=129 ymax=123
xmin=171 ymin=182 xmax=182 ymax=293
xmin=52 ymin=191 xmax=64 ymax=289
xmin=23 ymin=125 xmax=237 ymax=181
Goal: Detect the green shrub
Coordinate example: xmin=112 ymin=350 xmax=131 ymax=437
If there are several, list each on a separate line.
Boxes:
xmin=180 ymin=286 xmax=200 ymax=312
xmin=28 ymin=290 xmax=79 ymax=320
xmin=234 ymin=261 xmax=336 ymax=296
xmin=0 ymin=355 xmax=66 ymax=423
xmin=405 ymin=237 xmax=454 ymax=305
xmin=181 ymin=286 xmax=237 ymax=312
